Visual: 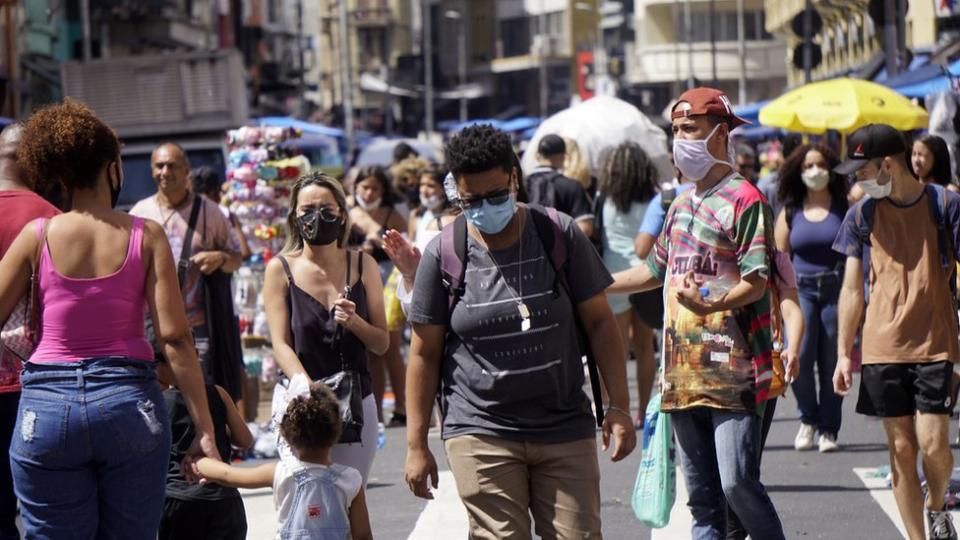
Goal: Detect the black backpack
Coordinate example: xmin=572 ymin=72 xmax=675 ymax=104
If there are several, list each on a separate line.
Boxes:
xmin=525 ymin=169 xmax=562 ymax=208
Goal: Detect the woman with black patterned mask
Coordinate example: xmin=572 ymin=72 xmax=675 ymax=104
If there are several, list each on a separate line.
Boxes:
xmin=262 ymin=172 xmax=389 ymax=484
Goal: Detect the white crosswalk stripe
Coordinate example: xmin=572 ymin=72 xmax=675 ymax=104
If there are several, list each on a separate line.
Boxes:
xmin=650 ymin=467 xmax=692 ymax=539
xmin=854 ymin=467 xmax=960 ymax=540
xmin=407 ymin=471 xmax=469 ymax=540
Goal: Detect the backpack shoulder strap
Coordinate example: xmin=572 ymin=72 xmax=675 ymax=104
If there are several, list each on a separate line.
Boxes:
xmin=854 ymin=198 xmax=878 ymax=304
xmin=440 ymin=214 xmax=468 ymax=312
xmin=925 ymin=183 xmax=951 ymax=272
xmin=528 ymin=204 xmax=568 ymax=281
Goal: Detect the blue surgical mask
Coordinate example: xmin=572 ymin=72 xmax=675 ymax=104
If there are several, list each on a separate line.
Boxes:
xmin=464 ymin=194 xmax=517 ymax=234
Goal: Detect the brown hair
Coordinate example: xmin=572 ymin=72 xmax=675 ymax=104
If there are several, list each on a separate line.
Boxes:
xmin=18 ymin=99 xmax=120 ymax=193
xmin=282 ymin=172 xmax=352 ymax=253
xmin=279 ymin=383 xmax=342 ymax=453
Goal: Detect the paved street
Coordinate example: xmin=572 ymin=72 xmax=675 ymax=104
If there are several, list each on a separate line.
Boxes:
xmin=240 ymin=358 xmax=960 ymax=539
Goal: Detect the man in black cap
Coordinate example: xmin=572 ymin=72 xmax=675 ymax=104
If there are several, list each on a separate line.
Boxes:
xmin=525 ymin=134 xmax=594 ymax=236
xmin=833 ymin=123 xmax=960 ymax=540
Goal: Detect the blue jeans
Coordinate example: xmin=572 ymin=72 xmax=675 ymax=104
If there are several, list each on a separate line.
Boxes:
xmin=792 ymin=270 xmax=843 ymax=436
xmin=10 ymin=358 xmax=170 ymax=540
xmin=672 ymin=407 xmax=785 ymax=540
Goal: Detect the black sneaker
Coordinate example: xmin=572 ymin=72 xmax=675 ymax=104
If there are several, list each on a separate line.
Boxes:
xmin=928 ymin=506 xmax=958 ymax=540
xmin=388 ymin=412 xmax=407 ymax=427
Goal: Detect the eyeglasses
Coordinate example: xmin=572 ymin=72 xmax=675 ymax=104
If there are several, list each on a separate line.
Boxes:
xmin=300 ymin=205 xmax=341 ymax=223
xmin=458 ymin=188 xmax=511 ymax=209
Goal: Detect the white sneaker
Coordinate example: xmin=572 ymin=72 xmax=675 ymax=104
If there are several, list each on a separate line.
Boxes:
xmin=794 ymin=423 xmax=816 ymax=451
xmin=818 ymin=433 xmax=840 ymax=453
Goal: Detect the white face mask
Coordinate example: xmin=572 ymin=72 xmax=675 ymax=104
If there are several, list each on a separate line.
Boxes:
xmin=672 ymin=124 xmax=735 ymax=182
xmin=801 ymin=167 xmax=830 ymax=191
xmin=857 ymin=167 xmax=893 ymax=200
xmin=420 ymin=194 xmax=444 ymax=212
xmin=355 ymin=194 xmax=382 ymax=212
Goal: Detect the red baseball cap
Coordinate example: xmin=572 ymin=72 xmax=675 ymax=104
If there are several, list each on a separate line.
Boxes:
xmin=671 ymin=87 xmax=751 ymax=128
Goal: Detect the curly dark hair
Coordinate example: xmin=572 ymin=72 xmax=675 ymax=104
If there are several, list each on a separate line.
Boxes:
xmin=445 ymin=124 xmax=514 ymax=177
xmin=190 ymin=166 xmax=222 ymax=198
xmin=912 ymin=134 xmax=954 ymax=187
xmin=355 ymin=165 xmax=399 ymax=207
xmin=599 ymin=142 xmax=659 ymax=213
xmin=279 ymin=383 xmax=343 ymax=453
xmin=777 ymin=144 xmax=848 ymax=218
xmin=18 ymin=99 xmax=120 ymax=193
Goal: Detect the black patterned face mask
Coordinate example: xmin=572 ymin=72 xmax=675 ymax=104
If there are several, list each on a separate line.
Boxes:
xmin=297 ymin=208 xmax=342 ymax=246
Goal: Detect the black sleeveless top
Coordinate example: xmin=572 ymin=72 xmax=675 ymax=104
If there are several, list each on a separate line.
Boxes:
xmin=279 ymin=252 xmax=373 ymax=397
xmin=165 ymin=384 xmax=239 ymax=501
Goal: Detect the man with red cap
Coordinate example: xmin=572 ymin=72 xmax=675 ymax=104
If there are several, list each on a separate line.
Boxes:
xmin=833 ymin=123 xmax=959 ymax=540
xmin=609 ymin=87 xmax=784 ymax=539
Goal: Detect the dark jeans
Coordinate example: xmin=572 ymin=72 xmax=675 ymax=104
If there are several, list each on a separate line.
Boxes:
xmin=10 ymin=358 xmax=170 ymax=540
xmin=159 ymin=496 xmax=248 ymax=540
xmin=792 ymin=270 xmax=843 ymax=436
xmin=0 ymin=392 xmax=18 ymax=540
xmin=673 ymin=406 xmax=785 ymax=540
xmin=726 ymin=398 xmax=778 ymax=540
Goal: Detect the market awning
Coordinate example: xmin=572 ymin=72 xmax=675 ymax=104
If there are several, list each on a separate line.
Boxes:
xmin=891 ymin=59 xmax=960 ymax=98
xmin=733 ymin=101 xmax=770 ymax=126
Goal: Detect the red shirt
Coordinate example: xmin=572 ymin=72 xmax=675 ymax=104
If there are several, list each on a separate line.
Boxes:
xmin=0 ymin=189 xmax=60 ymax=392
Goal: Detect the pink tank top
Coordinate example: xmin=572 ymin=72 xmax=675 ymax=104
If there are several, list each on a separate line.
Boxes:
xmin=30 ymin=217 xmax=155 ymax=363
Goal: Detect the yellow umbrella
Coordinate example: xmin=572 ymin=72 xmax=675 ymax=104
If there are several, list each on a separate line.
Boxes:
xmin=759 ymin=78 xmax=929 ymax=135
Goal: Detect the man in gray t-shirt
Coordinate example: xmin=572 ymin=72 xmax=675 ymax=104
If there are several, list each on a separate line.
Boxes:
xmin=409 ymin=211 xmax=609 ymax=442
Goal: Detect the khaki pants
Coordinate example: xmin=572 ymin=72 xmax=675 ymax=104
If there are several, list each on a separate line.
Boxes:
xmin=444 ymin=435 xmax=602 ymax=540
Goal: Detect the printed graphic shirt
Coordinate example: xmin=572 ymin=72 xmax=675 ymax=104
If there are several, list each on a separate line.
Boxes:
xmin=647 ymin=174 xmax=773 ymax=414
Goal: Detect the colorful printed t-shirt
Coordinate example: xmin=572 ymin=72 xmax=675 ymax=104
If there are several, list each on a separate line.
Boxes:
xmin=646 ymin=174 xmax=773 ymax=414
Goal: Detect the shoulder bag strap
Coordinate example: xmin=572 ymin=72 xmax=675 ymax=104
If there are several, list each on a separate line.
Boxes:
xmin=334 ymin=250 xmax=352 ymax=371
xmin=178 ymin=195 xmax=203 ymax=288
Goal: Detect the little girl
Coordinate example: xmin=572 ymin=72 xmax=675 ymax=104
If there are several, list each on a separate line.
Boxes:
xmin=196 ymin=383 xmax=373 ymax=540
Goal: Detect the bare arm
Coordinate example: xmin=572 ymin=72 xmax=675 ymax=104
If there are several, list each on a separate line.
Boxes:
xmin=675 ymin=270 xmax=768 ymax=316
xmin=216 ymin=385 xmax=254 ymax=449
xmin=576 ymin=293 xmax=637 ymax=462
xmin=341 ymin=252 xmax=389 ymax=355
xmin=263 ymin=258 xmax=308 ymax=378
xmin=196 ymin=458 xmax=276 ymax=489
xmin=404 ymin=323 xmax=445 ymax=499
xmin=348 ymin=488 xmax=374 ymax=540
xmin=576 ymin=218 xmax=594 ymax=239
xmin=233 ymin=219 xmax=253 ymax=261
xmin=607 ymin=264 xmax=663 ymax=295
xmin=634 ymin=232 xmax=656 ymax=260
xmin=774 ymin=210 xmax=792 ymax=256
xmin=834 ymin=256 xmax=864 ymax=396
xmin=0 ymin=223 xmax=38 ymax=326
xmin=143 ymin=221 xmax=219 ymax=463
xmin=779 ymin=287 xmax=804 ymax=382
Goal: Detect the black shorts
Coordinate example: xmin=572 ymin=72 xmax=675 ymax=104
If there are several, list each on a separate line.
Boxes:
xmin=629 ymin=288 xmax=664 ymax=329
xmin=856 ymin=361 xmax=955 ymax=417
xmin=159 ymin=496 xmax=247 ymax=540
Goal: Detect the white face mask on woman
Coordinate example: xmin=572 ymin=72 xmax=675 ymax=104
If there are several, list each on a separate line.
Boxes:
xmin=672 ymin=124 xmax=735 ymax=182
xmin=355 ymin=194 xmax=382 ymax=212
xmin=801 ymin=167 xmax=830 ymax=191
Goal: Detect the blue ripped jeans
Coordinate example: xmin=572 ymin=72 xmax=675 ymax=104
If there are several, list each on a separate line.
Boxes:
xmin=10 ymin=357 xmax=170 ymax=540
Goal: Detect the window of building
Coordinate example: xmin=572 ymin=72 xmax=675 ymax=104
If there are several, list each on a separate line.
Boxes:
xmin=499 ymin=17 xmax=531 ymax=57
xmin=675 ymin=10 xmax=773 ymax=43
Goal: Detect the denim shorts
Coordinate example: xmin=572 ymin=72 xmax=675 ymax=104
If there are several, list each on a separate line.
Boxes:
xmin=10 ymin=357 xmax=170 ymax=540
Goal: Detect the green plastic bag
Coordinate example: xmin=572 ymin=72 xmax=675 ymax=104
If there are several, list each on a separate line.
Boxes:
xmin=631 ymin=393 xmax=676 ymax=528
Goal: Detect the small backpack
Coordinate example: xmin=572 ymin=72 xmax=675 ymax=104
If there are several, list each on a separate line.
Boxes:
xmin=438 ymin=205 xmax=606 ymax=427
xmin=855 ymin=183 xmax=956 ymax=305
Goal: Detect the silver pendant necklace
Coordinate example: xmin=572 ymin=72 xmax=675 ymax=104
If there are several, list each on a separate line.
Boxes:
xmin=488 ymin=213 xmax=531 ymax=332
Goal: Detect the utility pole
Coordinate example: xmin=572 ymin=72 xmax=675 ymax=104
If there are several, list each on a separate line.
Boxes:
xmin=80 ymin=0 xmax=92 ymax=61
xmin=684 ymin=0 xmax=693 ymax=90
xmin=297 ymin=0 xmax=307 ymax=118
xmin=423 ymin=0 xmax=435 ymax=135
xmin=736 ymin=0 xmax=746 ymax=104
xmin=446 ymin=4 xmax=468 ymax=122
xmin=339 ymin=0 xmax=356 ymax=162
xmin=883 ymin=0 xmax=898 ymax=78
xmin=896 ymin=0 xmax=907 ymax=72
xmin=709 ymin=0 xmax=717 ymax=87
xmin=539 ymin=0 xmax=548 ymax=116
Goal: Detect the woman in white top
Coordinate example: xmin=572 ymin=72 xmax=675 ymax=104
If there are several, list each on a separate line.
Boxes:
xmin=597 ymin=142 xmax=661 ymax=421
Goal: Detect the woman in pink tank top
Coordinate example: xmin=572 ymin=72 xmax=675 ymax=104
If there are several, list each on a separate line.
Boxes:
xmin=0 ymin=100 xmax=221 ymax=539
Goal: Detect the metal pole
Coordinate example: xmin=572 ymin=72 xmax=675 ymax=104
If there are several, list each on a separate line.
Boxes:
xmin=736 ymin=0 xmax=746 ymax=104
xmin=297 ymin=0 xmax=307 ymax=118
xmin=802 ymin=0 xmax=812 ymax=83
xmin=3 ymin=4 xmax=15 ymax=117
xmin=709 ymin=0 xmax=717 ymax=86
xmin=458 ymin=2 xmax=467 ymax=123
xmin=684 ymin=0 xmax=693 ymax=89
xmin=896 ymin=0 xmax=907 ymax=71
xmin=424 ymin=0 xmax=434 ymax=135
xmin=539 ymin=0 xmax=548 ymax=116
xmin=883 ymin=0 xmax=897 ymax=77
xmin=339 ymin=0 xmax=356 ymax=162
xmin=384 ymin=23 xmax=394 ymax=135
xmin=81 ymin=0 xmax=92 ymax=61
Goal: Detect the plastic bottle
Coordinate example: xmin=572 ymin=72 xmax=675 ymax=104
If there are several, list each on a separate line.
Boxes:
xmin=376 ymin=422 xmax=386 ymax=450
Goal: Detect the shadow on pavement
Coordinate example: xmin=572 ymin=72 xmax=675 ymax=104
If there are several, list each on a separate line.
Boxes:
xmin=761 ymin=443 xmax=887 ymax=453
xmin=766 ymin=484 xmax=870 ymax=493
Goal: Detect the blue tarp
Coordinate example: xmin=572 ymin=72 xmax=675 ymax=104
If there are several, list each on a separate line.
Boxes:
xmin=891 ymin=59 xmax=960 ymax=98
xmin=0 ymin=117 xmax=12 ymax=129
xmin=733 ymin=101 xmax=770 ymax=126
xmin=252 ymin=117 xmax=346 ymax=138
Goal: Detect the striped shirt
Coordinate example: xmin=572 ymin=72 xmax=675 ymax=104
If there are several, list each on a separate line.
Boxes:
xmin=646 ymin=174 xmax=773 ymax=414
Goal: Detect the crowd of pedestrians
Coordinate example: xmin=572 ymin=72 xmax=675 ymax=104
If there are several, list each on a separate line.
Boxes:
xmin=0 ymin=85 xmax=959 ymax=540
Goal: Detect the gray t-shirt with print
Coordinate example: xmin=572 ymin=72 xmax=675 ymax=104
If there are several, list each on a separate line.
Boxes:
xmin=408 ymin=209 xmax=613 ymax=444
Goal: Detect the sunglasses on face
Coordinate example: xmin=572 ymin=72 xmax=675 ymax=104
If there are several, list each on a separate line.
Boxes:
xmin=458 ymin=188 xmax=512 ymax=210
xmin=299 ymin=205 xmax=341 ymax=223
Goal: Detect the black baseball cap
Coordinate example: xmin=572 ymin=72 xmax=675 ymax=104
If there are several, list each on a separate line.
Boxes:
xmin=834 ymin=124 xmax=906 ymax=176
xmin=538 ymin=134 xmax=566 ymax=157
